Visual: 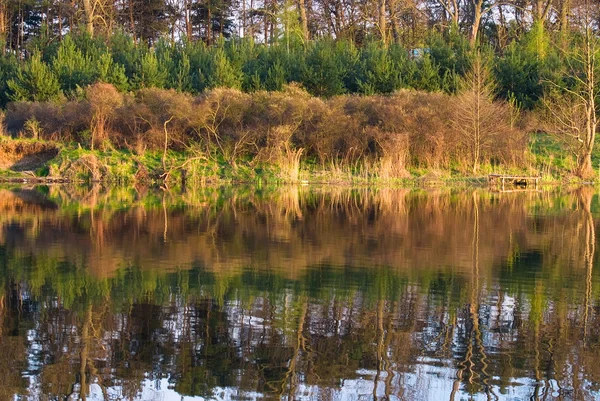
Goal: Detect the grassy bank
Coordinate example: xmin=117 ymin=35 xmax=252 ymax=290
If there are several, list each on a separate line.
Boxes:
xmin=0 ymin=137 xmax=589 ymax=187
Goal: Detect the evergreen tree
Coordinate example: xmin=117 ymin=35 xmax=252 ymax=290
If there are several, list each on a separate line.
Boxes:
xmin=207 ymin=46 xmax=242 ymax=89
xmin=134 ymin=51 xmax=168 ymax=89
xmin=51 ymin=35 xmax=96 ymax=94
xmin=302 ymin=40 xmax=356 ymax=97
xmin=494 ymin=42 xmax=542 ymax=110
xmin=355 ymin=42 xmax=403 ymax=94
xmin=97 ymin=53 xmax=129 ymax=92
xmin=8 ymin=52 xmax=61 ymax=102
xmin=0 ymin=54 xmax=18 ymax=107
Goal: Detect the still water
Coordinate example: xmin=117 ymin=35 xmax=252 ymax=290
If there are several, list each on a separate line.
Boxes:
xmin=0 ymin=185 xmax=599 ymax=401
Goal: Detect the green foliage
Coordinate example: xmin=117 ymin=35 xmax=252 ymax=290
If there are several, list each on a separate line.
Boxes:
xmin=413 ymin=55 xmax=441 ymax=91
xmin=494 ymin=42 xmax=542 ymax=109
xmin=0 ymin=28 xmax=586 ymax=117
xmin=206 ymin=46 xmax=243 ymax=89
xmin=8 ymin=53 xmax=62 ymax=102
xmin=0 ymin=55 xmax=18 ymax=107
xmin=522 ymin=21 xmax=550 ymax=60
xmin=109 ymin=32 xmax=140 ymax=80
xmin=52 ymin=36 xmax=97 ymax=94
xmin=355 ymin=42 xmax=403 ymax=94
xmin=302 ymin=40 xmax=356 ymax=97
xmin=134 ymin=51 xmax=168 ymax=89
xmin=174 ymin=50 xmax=193 ymax=92
xmin=97 ymin=53 xmax=129 ymax=91
xmin=427 ymin=30 xmax=473 ymax=93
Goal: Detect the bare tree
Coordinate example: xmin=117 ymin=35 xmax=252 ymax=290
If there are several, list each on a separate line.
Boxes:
xmin=435 ymin=0 xmax=460 ymax=26
xmin=452 ymin=54 xmax=510 ymax=173
xmin=82 ymin=0 xmax=95 ymax=35
xmin=543 ymin=0 xmax=599 ymax=179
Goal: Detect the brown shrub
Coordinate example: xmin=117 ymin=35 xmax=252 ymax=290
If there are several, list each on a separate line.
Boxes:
xmin=0 ymin=85 xmax=528 ymax=174
xmin=393 ymin=91 xmax=455 ymax=169
xmin=114 ymin=88 xmax=195 ymax=152
xmin=196 ymin=88 xmax=253 ymax=164
xmin=300 ymin=96 xmax=366 ymax=164
xmin=4 ymin=101 xmax=90 ymax=142
xmin=86 ymin=83 xmax=123 ymax=150
xmin=250 ymin=85 xmax=319 ymax=164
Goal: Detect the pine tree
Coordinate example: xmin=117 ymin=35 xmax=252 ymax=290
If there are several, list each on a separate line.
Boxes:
xmin=494 ymin=42 xmax=542 ymax=110
xmin=355 ymin=42 xmax=402 ymax=95
xmin=134 ymin=51 xmax=168 ymax=89
xmin=8 ymin=53 xmax=61 ymax=102
xmin=0 ymin=54 xmax=17 ymax=107
xmin=52 ymin=35 xmax=96 ymax=93
xmin=207 ymin=46 xmax=242 ymax=89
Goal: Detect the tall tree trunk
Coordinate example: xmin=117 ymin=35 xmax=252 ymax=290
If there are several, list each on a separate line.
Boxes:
xmin=82 ymin=0 xmax=95 ymax=36
xmin=379 ymin=0 xmax=387 ymax=44
xmin=249 ymin=0 xmax=255 ymax=37
xmin=185 ymin=0 xmax=193 ymax=40
xmin=298 ymin=0 xmax=309 ymax=43
xmin=79 ymin=304 xmax=93 ymax=401
xmin=269 ymin=0 xmax=276 ymax=43
xmin=531 ymin=0 xmax=552 ymax=55
xmin=559 ymin=0 xmax=570 ymax=50
xmin=241 ymin=0 xmax=246 ymax=37
xmin=532 ymin=0 xmax=552 ymax=24
xmin=577 ymin=187 xmax=595 ymax=343
xmin=334 ymin=0 xmax=343 ymax=36
xmin=18 ymin=2 xmax=24 ymax=57
xmin=436 ymin=0 xmax=459 ymax=28
xmin=572 ymin=5 xmax=597 ymax=179
xmin=0 ymin=1 xmax=6 ymax=54
xmin=129 ymin=0 xmax=136 ymax=41
xmin=58 ymin=0 xmax=64 ymax=40
xmin=497 ymin=5 xmax=507 ymax=49
xmin=207 ymin=0 xmax=212 ymax=45
xmin=451 ymin=0 xmax=459 ymax=25
xmin=580 ymin=2 xmax=598 ymax=179
xmin=264 ymin=0 xmax=269 ymax=44
xmin=388 ymin=0 xmax=401 ymax=43
xmin=470 ymin=0 xmax=483 ymax=46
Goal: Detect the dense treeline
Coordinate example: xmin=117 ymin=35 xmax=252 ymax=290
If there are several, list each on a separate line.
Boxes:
xmin=0 ymin=29 xmax=559 ymax=108
xmin=0 ymin=0 xmax=598 ymax=178
xmin=0 ymin=0 xmax=596 ymax=51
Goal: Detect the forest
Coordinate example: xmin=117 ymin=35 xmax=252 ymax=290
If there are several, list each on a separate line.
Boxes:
xmin=0 ymin=0 xmax=598 ymax=181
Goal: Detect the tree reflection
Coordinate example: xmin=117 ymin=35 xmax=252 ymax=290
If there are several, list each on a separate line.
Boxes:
xmin=0 ymin=185 xmax=599 ymax=399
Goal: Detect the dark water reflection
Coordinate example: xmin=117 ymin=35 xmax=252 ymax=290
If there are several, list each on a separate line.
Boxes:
xmin=1 ymin=185 xmax=600 ymax=400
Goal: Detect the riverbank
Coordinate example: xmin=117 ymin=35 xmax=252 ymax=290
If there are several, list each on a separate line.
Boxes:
xmin=0 ymin=137 xmax=586 ymax=187
xmin=0 ymin=85 xmax=595 ymax=186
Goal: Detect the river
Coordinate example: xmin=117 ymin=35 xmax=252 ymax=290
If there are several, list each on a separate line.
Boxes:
xmin=0 ymin=185 xmax=598 ymax=400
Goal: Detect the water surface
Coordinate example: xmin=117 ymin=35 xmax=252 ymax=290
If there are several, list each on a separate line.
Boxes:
xmin=0 ymin=185 xmax=599 ymax=400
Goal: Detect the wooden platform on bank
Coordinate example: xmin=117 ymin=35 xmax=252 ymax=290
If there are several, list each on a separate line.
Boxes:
xmin=488 ymin=174 xmax=540 ymax=190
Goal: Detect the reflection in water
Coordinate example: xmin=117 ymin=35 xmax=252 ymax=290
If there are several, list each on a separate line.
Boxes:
xmin=0 ymin=185 xmax=600 ymax=400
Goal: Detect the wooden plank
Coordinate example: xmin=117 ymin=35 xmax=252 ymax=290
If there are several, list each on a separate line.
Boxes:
xmin=487 ymin=174 xmax=541 ymax=190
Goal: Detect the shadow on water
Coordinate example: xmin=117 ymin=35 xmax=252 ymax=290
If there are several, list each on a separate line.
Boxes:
xmin=0 ymin=184 xmax=600 ymax=400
